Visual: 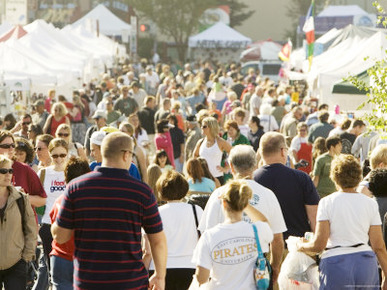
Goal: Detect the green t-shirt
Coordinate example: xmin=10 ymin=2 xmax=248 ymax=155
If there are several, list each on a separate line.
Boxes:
xmin=313 ymin=152 xmax=336 ymax=197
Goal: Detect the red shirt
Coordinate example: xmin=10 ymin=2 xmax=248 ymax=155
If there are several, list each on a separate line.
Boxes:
xmin=50 ymin=116 xmax=67 ymax=136
xmin=154 ymin=132 xmax=175 ymax=167
xmin=50 ymin=195 xmax=74 ymax=261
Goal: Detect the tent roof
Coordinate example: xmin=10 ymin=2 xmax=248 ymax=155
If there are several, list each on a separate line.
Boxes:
xmin=71 ymin=4 xmax=131 ymax=36
xmin=318 ymin=5 xmax=369 ymax=17
xmin=0 ymin=25 xmax=27 ymax=42
xmin=240 ymin=40 xmax=282 ymax=61
xmin=189 ymin=22 xmax=251 ymax=48
xmin=332 ymin=70 xmax=369 ymax=95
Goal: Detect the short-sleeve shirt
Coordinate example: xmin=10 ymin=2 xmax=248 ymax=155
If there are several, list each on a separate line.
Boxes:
xmin=199 ymin=179 xmax=287 ymax=235
xmin=114 ymin=96 xmax=139 ymax=116
xmin=313 ymin=152 xmax=336 ymax=197
xmin=253 ymin=163 xmax=320 ymax=239
xmin=192 ymin=221 xmax=273 ymax=290
xmin=56 ymin=167 xmax=162 ymax=289
xmin=188 ymin=177 xmax=216 ymax=193
xmin=318 ymin=191 xmax=381 ymax=259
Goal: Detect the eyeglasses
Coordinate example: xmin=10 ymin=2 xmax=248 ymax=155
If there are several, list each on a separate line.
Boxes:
xmin=121 ymin=149 xmax=134 ymax=155
xmin=51 ymin=154 xmax=67 ymax=159
xmin=0 ymin=143 xmax=15 ymax=149
xmin=201 ymin=125 xmax=208 ymax=129
xmin=281 ymin=147 xmax=289 ymax=151
xmin=35 ymin=147 xmax=47 ymax=151
xmin=0 ymin=168 xmax=13 ymax=174
xmin=22 ymin=122 xmax=31 ymax=126
xmin=299 ymin=129 xmax=307 ymax=132
xmin=58 ymin=133 xmax=70 ymax=137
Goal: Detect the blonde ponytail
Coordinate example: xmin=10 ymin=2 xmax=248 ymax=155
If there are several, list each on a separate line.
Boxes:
xmin=221 ymin=180 xmax=252 ymax=212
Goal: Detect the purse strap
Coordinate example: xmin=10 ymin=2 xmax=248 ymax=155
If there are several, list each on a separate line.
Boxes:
xmin=252 ymin=224 xmax=264 ymax=259
xmin=191 ymin=204 xmax=201 ymax=239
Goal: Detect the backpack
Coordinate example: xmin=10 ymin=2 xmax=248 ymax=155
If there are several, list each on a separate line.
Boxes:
xmin=341 ymin=138 xmax=352 ymax=154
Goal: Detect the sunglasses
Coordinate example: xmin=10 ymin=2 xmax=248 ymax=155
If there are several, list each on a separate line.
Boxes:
xmin=0 ymin=143 xmax=15 ymax=149
xmin=22 ymin=122 xmax=31 ymax=126
xmin=0 ymin=168 xmax=13 ymax=174
xmin=58 ymin=133 xmax=69 ymax=137
xmin=51 ymin=154 xmax=67 ymax=159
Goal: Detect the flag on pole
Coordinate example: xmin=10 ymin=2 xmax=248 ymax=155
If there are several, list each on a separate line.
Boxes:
xmin=303 ymin=0 xmax=315 ymax=70
xmin=279 ymin=39 xmax=292 ymax=62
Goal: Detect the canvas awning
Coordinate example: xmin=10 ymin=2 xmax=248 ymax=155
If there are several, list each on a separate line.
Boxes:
xmin=332 ymin=70 xmax=369 ymax=95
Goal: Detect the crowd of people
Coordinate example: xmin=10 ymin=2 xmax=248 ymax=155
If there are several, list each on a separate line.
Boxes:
xmin=1 ymin=58 xmax=387 ymax=290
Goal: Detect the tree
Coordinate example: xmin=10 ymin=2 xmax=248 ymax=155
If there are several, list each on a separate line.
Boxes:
xmin=128 ymin=0 xmax=215 ymax=61
xmin=345 ymin=1 xmax=387 ymax=133
xmin=216 ymin=0 xmax=254 ymax=27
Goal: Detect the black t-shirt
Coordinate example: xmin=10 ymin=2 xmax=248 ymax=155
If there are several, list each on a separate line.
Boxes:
xmin=169 ymin=127 xmax=185 ymax=159
xmin=231 ymin=83 xmax=245 ymax=99
xmin=138 ymin=107 xmax=156 ymax=134
xmin=248 ymin=128 xmax=264 ymax=152
xmin=254 ymin=163 xmax=320 ymax=239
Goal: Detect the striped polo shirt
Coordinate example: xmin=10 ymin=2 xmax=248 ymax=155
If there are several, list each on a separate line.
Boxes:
xmin=56 ymin=167 xmax=163 ymax=289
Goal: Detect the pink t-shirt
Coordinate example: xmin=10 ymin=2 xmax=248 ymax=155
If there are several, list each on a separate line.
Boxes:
xmin=154 ymin=132 xmax=175 ymax=167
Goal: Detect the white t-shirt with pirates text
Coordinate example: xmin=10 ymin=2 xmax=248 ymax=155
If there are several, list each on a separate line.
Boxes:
xmin=192 ymin=221 xmax=273 ymax=290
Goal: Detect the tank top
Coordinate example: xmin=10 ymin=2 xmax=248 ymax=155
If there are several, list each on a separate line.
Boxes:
xmin=50 ymin=116 xmax=66 ymax=136
xmin=199 ymin=137 xmax=223 ymax=178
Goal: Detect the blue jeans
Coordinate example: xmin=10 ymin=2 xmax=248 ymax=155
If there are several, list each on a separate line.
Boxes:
xmin=319 ymin=251 xmax=379 ymax=290
xmin=50 ymin=256 xmax=73 ymax=290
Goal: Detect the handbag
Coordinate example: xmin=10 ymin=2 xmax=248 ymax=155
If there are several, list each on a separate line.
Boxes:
xmin=252 ymin=224 xmax=271 ymax=290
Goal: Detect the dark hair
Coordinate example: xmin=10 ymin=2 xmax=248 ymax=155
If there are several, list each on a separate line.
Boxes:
xmin=4 ymin=114 xmax=16 ymax=130
xmin=369 ymin=169 xmax=387 ymax=197
xmin=167 ymin=114 xmax=178 ymax=126
xmin=318 ymin=111 xmax=330 ymax=122
xmin=156 ymin=170 xmax=189 ymax=200
xmin=352 ymin=119 xmax=365 ymax=128
xmin=154 ymin=149 xmax=171 ymax=166
xmin=186 ymin=158 xmax=205 ymax=183
xmin=313 ymin=137 xmax=327 ymax=160
xmin=318 ymin=104 xmax=328 ymax=111
xmin=326 ymin=136 xmax=341 ymax=150
xmin=156 ymin=119 xmax=169 ymax=134
xmin=15 ymin=137 xmax=35 ymax=164
xmin=64 ymin=156 xmax=91 ymax=183
xmin=250 ymin=116 xmax=263 ymax=129
xmin=29 ymin=124 xmax=43 ymax=137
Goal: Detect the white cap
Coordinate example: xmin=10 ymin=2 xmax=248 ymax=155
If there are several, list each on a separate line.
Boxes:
xmin=92 ymin=110 xmax=107 ymax=120
xmin=90 ymin=131 xmax=106 ymax=146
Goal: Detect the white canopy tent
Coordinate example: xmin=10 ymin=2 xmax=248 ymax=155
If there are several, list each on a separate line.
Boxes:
xmin=189 ymin=22 xmax=251 ymax=49
xmin=306 ymin=31 xmax=387 ymax=110
xmin=71 ymin=4 xmax=131 ymax=37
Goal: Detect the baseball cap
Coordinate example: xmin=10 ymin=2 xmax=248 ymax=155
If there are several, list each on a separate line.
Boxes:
xmin=90 ymin=131 xmax=106 ymax=146
xmin=186 ymin=115 xmax=197 ymax=123
xmin=92 ymin=110 xmax=107 ymax=120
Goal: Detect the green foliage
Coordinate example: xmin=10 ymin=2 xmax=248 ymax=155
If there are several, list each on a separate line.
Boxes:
xmin=345 ymin=1 xmax=387 ymax=134
xmin=216 ymin=0 xmax=254 ymax=27
xmin=128 ymin=0 xmax=216 ymax=61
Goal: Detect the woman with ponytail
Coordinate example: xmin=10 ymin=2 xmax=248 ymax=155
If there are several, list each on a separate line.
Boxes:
xmin=191 ymin=180 xmax=273 ymax=289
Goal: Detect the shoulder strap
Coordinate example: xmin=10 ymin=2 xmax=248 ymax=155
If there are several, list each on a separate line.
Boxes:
xmin=39 ymin=168 xmax=46 ymax=185
xmin=16 ymin=192 xmax=26 ymax=235
xmin=252 ymin=224 xmax=264 ymax=258
xmin=191 ymin=204 xmax=201 ymax=239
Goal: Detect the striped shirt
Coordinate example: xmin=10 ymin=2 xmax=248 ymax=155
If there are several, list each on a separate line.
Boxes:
xmin=56 ymin=167 xmax=162 ymax=289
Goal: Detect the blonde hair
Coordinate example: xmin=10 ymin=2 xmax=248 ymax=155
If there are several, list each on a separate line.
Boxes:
xmin=48 ymin=138 xmax=69 ymax=153
xmin=51 ymin=102 xmax=68 ymax=117
xmin=56 ymin=124 xmax=72 ymax=139
xmin=147 ymin=164 xmax=162 ymax=200
xmin=370 ymin=144 xmax=387 ymax=170
xmin=221 ymin=180 xmax=252 ymax=212
xmin=101 ymin=132 xmax=133 ymax=160
xmin=201 ymin=116 xmax=219 ymax=138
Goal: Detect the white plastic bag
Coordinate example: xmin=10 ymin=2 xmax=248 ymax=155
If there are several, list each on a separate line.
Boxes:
xmin=278 ymin=236 xmax=319 ymax=290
